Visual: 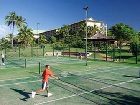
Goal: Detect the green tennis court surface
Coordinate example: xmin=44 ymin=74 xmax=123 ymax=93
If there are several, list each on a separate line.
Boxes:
xmin=0 ymin=56 xmax=140 ymax=105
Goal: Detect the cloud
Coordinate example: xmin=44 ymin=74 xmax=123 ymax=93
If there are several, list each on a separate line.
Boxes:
xmin=0 ymin=25 xmax=10 ymax=38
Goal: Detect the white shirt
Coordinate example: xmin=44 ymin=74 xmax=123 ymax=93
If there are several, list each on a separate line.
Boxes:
xmin=2 ymin=54 xmax=5 ymax=58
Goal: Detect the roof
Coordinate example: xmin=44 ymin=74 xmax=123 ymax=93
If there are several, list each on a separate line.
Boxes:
xmin=90 ymin=33 xmax=106 ymax=39
xmin=83 ymin=33 xmax=116 ymax=41
xmin=32 ymin=30 xmax=47 ymax=34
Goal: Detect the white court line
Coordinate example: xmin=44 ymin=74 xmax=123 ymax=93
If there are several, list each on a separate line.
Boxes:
xmin=0 ymin=80 xmax=41 ymax=87
xmin=35 ymin=78 xmax=140 ymax=105
xmin=0 ymin=75 xmax=38 ymax=82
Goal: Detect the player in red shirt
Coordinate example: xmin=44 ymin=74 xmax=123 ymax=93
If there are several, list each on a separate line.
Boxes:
xmin=32 ymin=65 xmax=58 ymax=98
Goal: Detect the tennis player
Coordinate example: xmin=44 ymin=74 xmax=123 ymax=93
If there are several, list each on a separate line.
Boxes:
xmin=32 ymin=65 xmax=58 ymax=98
xmin=1 ymin=51 xmax=5 ymax=65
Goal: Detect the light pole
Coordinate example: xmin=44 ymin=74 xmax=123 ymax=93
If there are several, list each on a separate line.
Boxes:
xmin=136 ymin=34 xmax=138 ymax=64
xmin=105 ymin=24 xmax=107 ymax=36
xmin=37 ymin=23 xmax=40 ymax=45
xmin=83 ymin=6 xmax=88 ymax=66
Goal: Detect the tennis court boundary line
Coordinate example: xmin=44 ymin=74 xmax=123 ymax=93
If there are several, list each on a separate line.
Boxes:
xmin=34 ymin=78 xmax=140 ymax=105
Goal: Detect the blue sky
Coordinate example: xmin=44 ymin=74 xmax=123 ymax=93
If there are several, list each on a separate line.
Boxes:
xmin=0 ymin=0 xmax=140 ymax=38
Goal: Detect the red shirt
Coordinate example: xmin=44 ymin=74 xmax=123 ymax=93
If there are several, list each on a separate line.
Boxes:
xmin=42 ymin=69 xmax=54 ymax=83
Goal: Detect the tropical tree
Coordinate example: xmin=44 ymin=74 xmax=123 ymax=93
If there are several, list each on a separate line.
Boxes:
xmin=5 ymin=11 xmax=26 ymax=47
xmin=87 ymin=25 xmax=100 ymax=37
xmin=78 ymin=22 xmax=86 ymax=38
xmin=0 ymin=38 xmax=10 ymax=49
xmin=39 ymin=33 xmax=47 ymax=45
xmin=5 ymin=12 xmax=17 ymax=47
xmin=59 ymin=25 xmax=71 ymax=43
xmin=16 ymin=16 xmax=26 ymax=28
xmin=50 ymin=36 xmax=56 ymax=44
xmin=54 ymin=28 xmax=64 ymax=41
xmin=130 ymin=32 xmax=140 ymax=56
xmin=109 ymin=23 xmax=135 ymax=46
xmin=109 ymin=23 xmax=136 ymax=61
xmin=78 ymin=23 xmax=98 ymax=49
xmin=17 ymin=26 xmax=34 ymax=47
xmin=5 ymin=34 xmax=13 ymax=46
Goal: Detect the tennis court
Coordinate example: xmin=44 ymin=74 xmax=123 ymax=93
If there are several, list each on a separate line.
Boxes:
xmin=0 ymin=56 xmax=140 ymax=105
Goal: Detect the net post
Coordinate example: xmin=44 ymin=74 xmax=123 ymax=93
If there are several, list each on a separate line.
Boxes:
xmin=39 ymin=62 xmax=41 ymax=74
xmin=139 ymin=70 xmax=140 ymax=77
xmin=25 ymin=59 xmax=26 ymax=68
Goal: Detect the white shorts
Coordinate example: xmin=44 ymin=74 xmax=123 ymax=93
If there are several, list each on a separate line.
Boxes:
xmin=42 ymin=82 xmax=48 ymax=90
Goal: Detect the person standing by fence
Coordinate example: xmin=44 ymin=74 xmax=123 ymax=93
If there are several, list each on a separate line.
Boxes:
xmin=1 ymin=51 xmax=5 ymax=65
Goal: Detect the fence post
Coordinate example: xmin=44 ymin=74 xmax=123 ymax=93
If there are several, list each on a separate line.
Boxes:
xmin=63 ymin=44 xmax=64 ymax=57
xmin=31 ymin=45 xmax=33 ymax=57
xmin=19 ymin=46 xmax=20 ymax=58
xmin=113 ymin=46 xmax=115 ymax=62
xmin=119 ymin=45 xmax=121 ymax=62
xmin=94 ymin=42 xmax=96 ymax=60
xmin=25 ymin=59 xmax=26 ymax=68
xmin=106 ymin=41 xmax=108 ymax=61
xmin=39 ymin=62 xmax=41 ymax=74
xmin=43 ymin=46 xmax=45 ymax=57
xmin=53 ymin=44 xmax=54 ymax=56
xmin=4 ymin=48 xmax=6 ymax=59
xmin=69 ymin=44 xmax=70 ymax=57
xmin=136 ymin=44 xmax=138 ymax=64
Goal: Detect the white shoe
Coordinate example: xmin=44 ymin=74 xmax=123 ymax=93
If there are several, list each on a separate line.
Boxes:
xmin=2 ymin=63 xmax=5 ymax=65
xmin=32 ymin=91 xmax=36 ymax=98
xmin=48 ymin=93 xmax=52 ymax=97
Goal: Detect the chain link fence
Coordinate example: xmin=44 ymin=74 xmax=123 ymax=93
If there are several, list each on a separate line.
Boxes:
xmin=0 ymin=43 xmax=140 ymax=64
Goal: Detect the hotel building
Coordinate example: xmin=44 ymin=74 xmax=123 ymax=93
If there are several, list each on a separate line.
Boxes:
xmin=39 ymin=17 xmax=106 ymax=38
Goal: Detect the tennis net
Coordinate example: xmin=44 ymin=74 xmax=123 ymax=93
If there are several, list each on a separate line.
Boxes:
xmin=47 ymin=67 xmax=140 ymax=105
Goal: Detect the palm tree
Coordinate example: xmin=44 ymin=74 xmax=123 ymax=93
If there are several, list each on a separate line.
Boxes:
xmin=17 ymin=26 xmax=34 ymax=47
xmin=87 ymin=25 xmax=100 ymax=37
xmin=0 ymin=38 xmax=10 ymax=50
xmin=16 ymin=16 xmax=26 ymax=28
xmin=5 ymin=11 xmax=27 ymax=47
xmin=5 ymin=33 xmax=13 ymax=46
xmin=5 ymin=12 xmax=17 ymax=47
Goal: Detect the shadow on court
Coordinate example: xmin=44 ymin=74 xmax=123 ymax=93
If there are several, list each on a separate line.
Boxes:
xmin=10 ymin=88 xmax=30 ymax=101
xmin=92 ymin=90 xmax=140 ymax=105
xmin=10 ymin=88 xmax=47 ymax=101
xmin=123 ymin=75 xmax=140 ymax=78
